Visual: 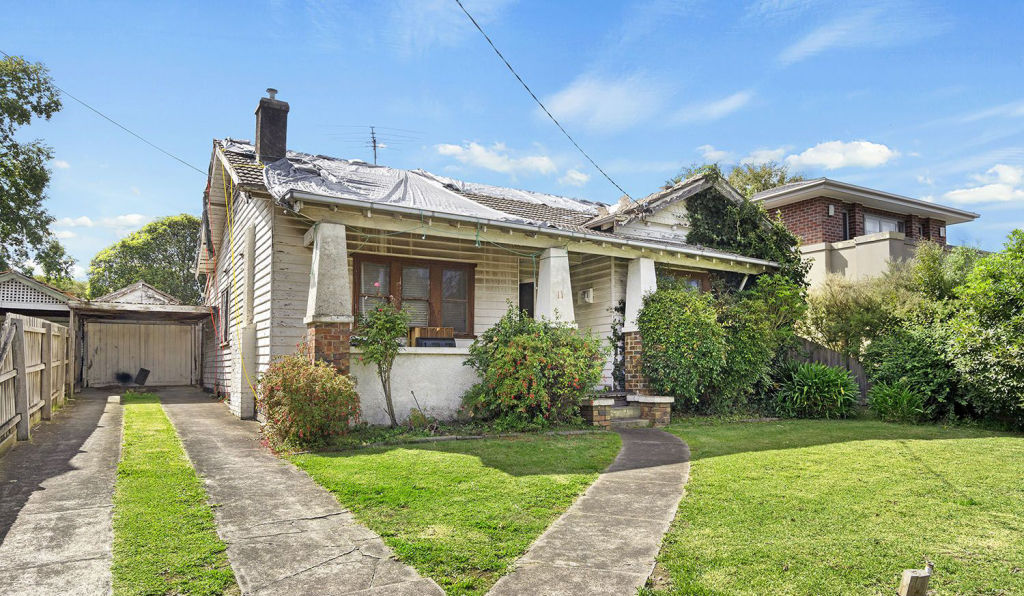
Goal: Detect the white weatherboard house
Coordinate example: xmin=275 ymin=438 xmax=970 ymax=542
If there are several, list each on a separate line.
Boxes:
xmin=197 ymin=91 xmax=776 ymax=425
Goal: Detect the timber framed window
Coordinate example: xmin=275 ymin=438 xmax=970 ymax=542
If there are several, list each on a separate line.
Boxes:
xmin=353 ymin=255 xmax=476 ymax=337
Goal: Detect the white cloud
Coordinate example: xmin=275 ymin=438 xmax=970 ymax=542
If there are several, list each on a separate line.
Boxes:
xmin=54 ymin=213 xmax=150 ymax=229
xmin=673 ymin=91 xmax=753 ymax=123
xmin=436 ymin=142 xmax=556 ymax=176
xmin=558 ymin=169 xmax=590 ymax=187
xmin=944 ymin=183 xmax=1024 ymax=204
xmin=741 ymin=146 xmax=790 ymax=165
xmin=697 ymin=144 xmax=732 ymax=162
xmin=917 ymin=174 xmax=934 ymax=185
xmin=53 ymin=159 xmax=70 ymax=169
xmin=778 ymin=5 xmax=946 ymax=65
xmin=785 ymin=140 xmax=899 ymax=170
xmin=53 ymin=230 xmax=76 ymax=239
xmin=544 ymin=73 xmax=666 ymax=133
xmin=388 ymin=0 xmax=514 ymax=54
xmin=944 ymin=164 xmax=1024 ymax=204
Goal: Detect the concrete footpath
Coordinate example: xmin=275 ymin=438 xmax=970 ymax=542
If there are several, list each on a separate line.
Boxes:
xmin=159 ymin=387 xmax=443 ymax=595
xmin=0 ymin=391 xmax=123 ymax=596
xmin=489 ymin=427 xmax=690 ymax=596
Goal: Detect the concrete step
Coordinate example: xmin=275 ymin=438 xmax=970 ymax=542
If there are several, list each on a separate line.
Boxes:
xmin=609 ymin=417 xmax=651 ymax=429
xmin=611 ymin=405 xmax=641 ymax=419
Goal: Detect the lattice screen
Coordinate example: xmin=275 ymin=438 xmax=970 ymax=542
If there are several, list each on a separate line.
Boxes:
xmin=0 ymin=280 xmax=64 ymax=305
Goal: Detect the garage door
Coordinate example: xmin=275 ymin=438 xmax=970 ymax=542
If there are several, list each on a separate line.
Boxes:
xmin=85 ymin=322 xmax=196 ymax=387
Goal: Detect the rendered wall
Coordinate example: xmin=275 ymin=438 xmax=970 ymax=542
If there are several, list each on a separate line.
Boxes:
xmin=349 ymin=347 xmax=479 ymax=425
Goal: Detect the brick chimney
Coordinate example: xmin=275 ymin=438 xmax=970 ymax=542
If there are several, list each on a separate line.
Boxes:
xmin=255 ymin=88 xmax=289 ymax=163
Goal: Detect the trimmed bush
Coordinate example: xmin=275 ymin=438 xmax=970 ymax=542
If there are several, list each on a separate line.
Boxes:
xmin=463 ymin=307 xmax=605 ymax=430
xmin=637 ymin=287 xmax=726 ymax=407
xmin=868 ymin=380 xmax=930 ymax=423
xmin=861 ymin=325 xmax=957 ymax=419
xmin=257 ymin=350 xmax=360 ymax=450
xmin=775 ymin=362 xmax=859 ymax=419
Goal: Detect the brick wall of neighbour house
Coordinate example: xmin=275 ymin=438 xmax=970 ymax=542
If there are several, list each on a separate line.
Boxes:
xmin=776 ymin=198 xmax=948 ymax=246
xmin=623 ymin=331 xmax=650 ymax=395
xmin=774 ymin=197 xmax=850 ymax=244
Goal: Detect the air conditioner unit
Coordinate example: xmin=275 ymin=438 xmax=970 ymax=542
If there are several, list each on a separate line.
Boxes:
xmin=578 ymin=288 xmax=594 ymax=304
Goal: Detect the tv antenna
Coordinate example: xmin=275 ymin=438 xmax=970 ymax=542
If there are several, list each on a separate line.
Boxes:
xmin=370 ymin=126 xmax=378 ymax=165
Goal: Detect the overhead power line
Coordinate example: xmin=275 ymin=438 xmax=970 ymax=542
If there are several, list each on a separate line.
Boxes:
xmin=452 ymin=0 xmax=632 ymax=200
xmin=1 ymin=49 xmax=206 ymax=176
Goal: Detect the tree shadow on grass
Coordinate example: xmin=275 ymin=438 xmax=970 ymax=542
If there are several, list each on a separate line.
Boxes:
xmin=665 ymin=417 xmax=1022 ymax=462
xmin=302 ymin=431 xmax=623 ymax=478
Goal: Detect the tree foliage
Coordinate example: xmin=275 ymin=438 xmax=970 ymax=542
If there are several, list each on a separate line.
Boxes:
xmin=351 ymin=298 xmax=411 ymax=428
xmin=87 ymin=214 xmax=202 ymax=303
xmin=726 ymin=161 xmax=803 ymax=199
xmin=0 ymin=55 xmax=74 ymax=279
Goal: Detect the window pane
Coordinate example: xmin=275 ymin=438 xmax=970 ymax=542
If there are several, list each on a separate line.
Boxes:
xmin=360 ymin=262 xmax=389 ymax=296
xmin=404 ymin=299 xmax=429 ymax=326
xmin=443 ymin=269 xmax=467 ymax=299
xmin=402 ymin=266 xmax=429 ymax=300
xmin=360 ymin=295 xmax=386 ymax=314
xmin=865 ymin=216 xmax=880 ymax=234
xmin=442 ymin=301 xmax=467 ymax=333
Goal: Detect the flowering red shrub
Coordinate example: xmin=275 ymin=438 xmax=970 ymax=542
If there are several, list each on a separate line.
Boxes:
xmin=463 ymin=307 xmax=605 ymax=429
xmin=257 ymin=349 xmax=359 ymax=450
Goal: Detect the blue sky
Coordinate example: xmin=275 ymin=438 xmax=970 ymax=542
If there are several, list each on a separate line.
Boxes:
xmin=5 ymin=0 xmax=1024 ymax=277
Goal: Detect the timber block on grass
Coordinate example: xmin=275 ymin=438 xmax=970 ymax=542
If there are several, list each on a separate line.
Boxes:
xmin=626 ymin=395 xmax=674 ymax=427
xmin=581 ymin=398 xmax=614 ymax=429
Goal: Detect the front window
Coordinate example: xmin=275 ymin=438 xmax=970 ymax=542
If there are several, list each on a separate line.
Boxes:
xmin=864 ymin=214 xmax=905 ymax=235
xmin=354 ymin=256 xmax=474 ymax=336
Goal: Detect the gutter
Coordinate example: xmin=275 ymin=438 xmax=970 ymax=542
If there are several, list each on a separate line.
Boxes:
xmin=284 ymin=189 xmax=778 ymax=269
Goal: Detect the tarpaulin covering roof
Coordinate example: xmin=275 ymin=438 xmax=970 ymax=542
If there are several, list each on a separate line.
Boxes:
xmin=218 ymin=140 xmax=604 ymax=230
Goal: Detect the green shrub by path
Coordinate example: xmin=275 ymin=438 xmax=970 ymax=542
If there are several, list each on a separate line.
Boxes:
xmin=112 ymin=393 xmax=237 ymax=596
xmin=869 ymin=380 xmax=930 ymax=423
xmin=774 ymin=362 xmax=858 ymax=419
xmin=654 ymin=420 xmax=1024 ymax=595
xmin=637 ymin=287 xmax=726 ymax=406
xmin=257 ymin=350 xmax=360 ymax=451
xmin=463 ymin=306 xmax=605 ymax=430
xmin=291 ymin=432 xmax=621 ymax=595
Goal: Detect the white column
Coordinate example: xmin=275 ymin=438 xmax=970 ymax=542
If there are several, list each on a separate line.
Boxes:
xmin=535 ymin=247 xmax=575 ymax=324
xmin=304 ymin=222 xmax=353 ymax=324
xmin=623 ymin=257 xmax=657 ymax=333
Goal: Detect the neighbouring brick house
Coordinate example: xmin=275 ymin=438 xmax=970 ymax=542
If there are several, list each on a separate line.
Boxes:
xmin=196 ymin=90 xmax=776 ymax=427
xmin=753 ymin=178 xmax=979 ymax=288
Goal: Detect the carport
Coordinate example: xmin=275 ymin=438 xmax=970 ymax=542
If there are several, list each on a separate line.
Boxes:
xmin=68 ymin=284 xmax=208 ymax=389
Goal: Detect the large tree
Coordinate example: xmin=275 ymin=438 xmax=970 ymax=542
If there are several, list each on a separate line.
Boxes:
xmin=0 ymin=55 xmax=74 ymax=279
xmin=87 ymin=214 xmax=202 ymax=304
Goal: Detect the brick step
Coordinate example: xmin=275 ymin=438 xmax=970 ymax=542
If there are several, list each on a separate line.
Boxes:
xmin=609 ymin=417 xmax=651 ymax=429
xmin=610 ymin=405 xmax=641 ymax=419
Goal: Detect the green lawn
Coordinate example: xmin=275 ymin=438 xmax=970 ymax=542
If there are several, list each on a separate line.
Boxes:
xmin=652 ymin=419 xmax=1024 ymax=595
xmin=112 ymin=393 xmax=237 ymax=596
xmin=290 ymin=433 xmax=621 ymax=595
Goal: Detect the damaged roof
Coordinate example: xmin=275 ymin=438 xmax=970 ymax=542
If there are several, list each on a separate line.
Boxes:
xmin=211 ymin=139 xmax=775 ymax=267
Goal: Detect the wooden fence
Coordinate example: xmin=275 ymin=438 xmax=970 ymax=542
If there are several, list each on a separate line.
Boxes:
xmin=0 ymin=314 xmax=71 ymax=452
xmin=792 ymin=337 xmax=870 ymax=403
